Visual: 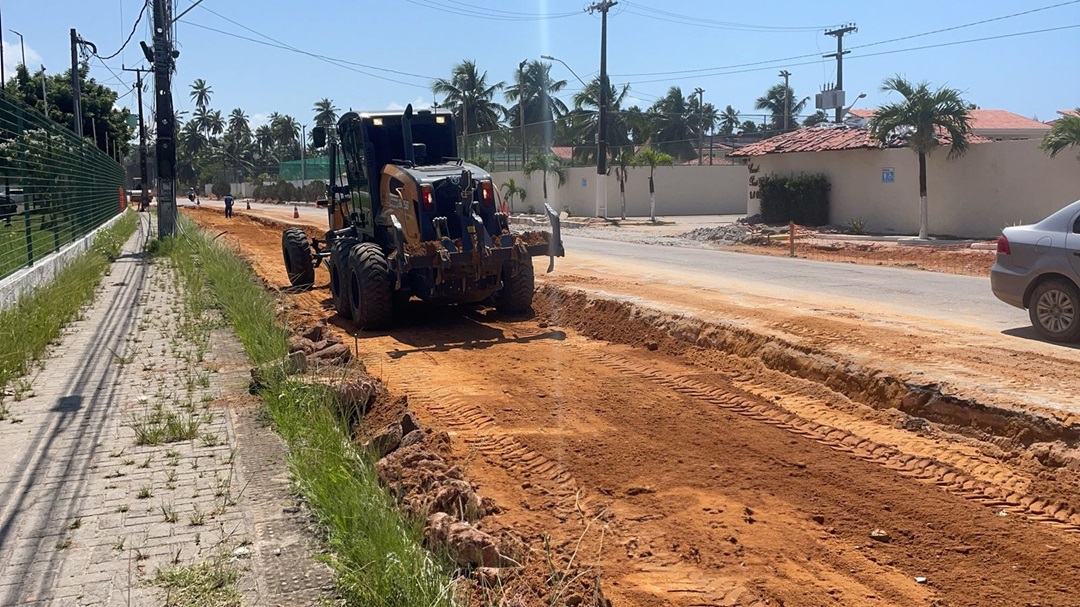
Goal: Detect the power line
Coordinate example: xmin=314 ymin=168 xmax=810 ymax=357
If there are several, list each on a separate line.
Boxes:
xmin=403 ymin=0 xmax=579 ymax=21
xmin=626 ymin=23 xmax=1080 ymax=84
xmin=621 ymin=1 xmax=839 ymax=32
xmin=96 ymin=0 xmax=149 ymax=60
xmin=613 ymin=0 xmax=1080 ymax=78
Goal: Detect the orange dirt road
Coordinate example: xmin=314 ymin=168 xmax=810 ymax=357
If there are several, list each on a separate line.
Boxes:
xmin=183 ymin=206 xmax=1080 ymax=607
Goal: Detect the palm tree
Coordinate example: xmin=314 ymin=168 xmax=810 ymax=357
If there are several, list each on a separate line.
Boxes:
xmin=612 ymin=148 xmax=636 ymax=219
xmin=568 ymin=76 xmax=633 ymax=164
xmin=500 ymin=177 xmax=527 ymax=213
xmin=802 ymin=110 xmax=829 ymax=127
xmin=645 ymin=87 xmax=697 ymax=161
xmin=634 ymin=146 xmax=674 ymax=222
xmin=869 ymin=75 xmax=973 ymax=239
xmin=228 ymin=108 xmax=251 ymax=143
xmin=272 ymin=114 xmax=301 ymax=159
xmin=432 ymin=60 xmax=506 ymax=158
xmin=1039 ymin=110 xmax=1080 ymax=159
xmin=313 ymin=98 xmax=340 ymax=128
xmin=190 ymin=79 xmax=212 ymax=109
xmin=523 ymin=152 xmax=566 ymax=203
xmin=505 ymin=60 xmax=568 ymax=152
xmin=754 ymin=84 xmax=807 ymax=133
xmin=719 ymin=105 xmax=740 ymax=136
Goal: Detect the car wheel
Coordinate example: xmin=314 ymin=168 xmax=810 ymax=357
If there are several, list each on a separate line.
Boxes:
xmin=1029 ymin=279 xmax=1080 ymax=343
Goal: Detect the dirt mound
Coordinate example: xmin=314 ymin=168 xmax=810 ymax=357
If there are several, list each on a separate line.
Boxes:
xmin=679 ymin=224 xmax=770 ymax=245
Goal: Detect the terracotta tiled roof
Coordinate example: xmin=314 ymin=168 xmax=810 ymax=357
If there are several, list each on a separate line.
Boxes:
xmin=729 ymin=126 xmax=991 ymax=158
xmin=1058 ymin=109 xmax=1080 ymax=118
xmin=729 ymin=127 xmax=886 ymax=157
xmin=550 ymin=146 xmax=574 ymax=160
xmin=846 ymin=108 xmax=1048 ymax=132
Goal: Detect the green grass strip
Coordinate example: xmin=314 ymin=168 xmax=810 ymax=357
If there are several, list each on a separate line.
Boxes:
xmin=0 ymin=211 xmax=137 ymax=397
xmin=165 ymin=215 xmax=455 ymax=607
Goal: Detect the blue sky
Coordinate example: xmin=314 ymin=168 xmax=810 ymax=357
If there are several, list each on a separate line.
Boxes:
xmin=3 ymin=0 xmax=1078 ymax=134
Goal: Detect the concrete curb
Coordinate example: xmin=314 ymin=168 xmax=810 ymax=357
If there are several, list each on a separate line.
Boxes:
xmin=0 ymin=211 xmax=127 ymax=313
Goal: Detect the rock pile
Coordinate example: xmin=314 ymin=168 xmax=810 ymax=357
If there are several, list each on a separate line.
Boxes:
xmin=679 ymin=224 xmax=771 ymax=245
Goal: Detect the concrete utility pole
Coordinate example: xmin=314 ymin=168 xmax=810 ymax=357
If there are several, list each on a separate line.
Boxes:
xmin=124 ymin=66 xmax=151 ymax=212
xmin=70 ymin=29 xmax=85 ymax=138
xmin=587 ymin=0 xmax=617 ymax=219
xmin=824 ymin=25 xmax=856 ymax=124
xmin=0 ymin=7 xmax=6 ymax=91
xmin=694 ymin=87 xmax=705 ymax=165
xmin=40 ymin=66 xmax=46 ymax=115
xmin=518 ymin=59 xmax=526 ymax=170
xmin=779 ymin=70 xmax=791 ymax=131
xmin=152 ymin=0 xmax=178 ymax=237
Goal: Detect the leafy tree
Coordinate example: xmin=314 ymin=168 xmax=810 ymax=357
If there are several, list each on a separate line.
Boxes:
xmin=1039 ymin=110 xmax=1080 ymax=160
xmin=612 ymin=148 xmax=637 ymax=219
xmin=190 ymin=79 xmax=212 ymax=109
xmin=432 ymin=60 xmax=505 ymax=158
xmin=802 ymin=110 xmax=829 ymax=127
xmin=719 ymin=105 xmax=741 ymax=136
xmin=501 ymin=177 xmax=527 ymax=213
xmin=5 ymin=64 xmax=134 ymax=156
xmin=505 ymin=61 xmax=568 ymax=152
xmin=754 ymin=84 xmax=807 ymax=132
xmin=739 ymin=120 xmax=759 ymax=134
xmin=523 ymin=152 xmax=565 ymax=203
xmin=869 ymin=75 xmax=972 ymax=239
xmin=634 ymin=146 xmax=674 ymax=222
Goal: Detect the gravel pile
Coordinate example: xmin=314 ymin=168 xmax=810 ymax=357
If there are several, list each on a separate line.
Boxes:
xmin=679 ymin=224 xmax=770 ymax=245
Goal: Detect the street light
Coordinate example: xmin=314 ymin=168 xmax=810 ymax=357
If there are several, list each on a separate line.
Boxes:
xmin=840 ymin=92 xmax=868 ymax=122
xmin=540 ymin=54 xmax=587 ymax=88
xmin=9 ymin=29 xmax=25 ymax=69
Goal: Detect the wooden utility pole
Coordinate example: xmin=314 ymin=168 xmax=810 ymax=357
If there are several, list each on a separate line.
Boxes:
xmin=694 ymin=87 xmax=705 ymax=165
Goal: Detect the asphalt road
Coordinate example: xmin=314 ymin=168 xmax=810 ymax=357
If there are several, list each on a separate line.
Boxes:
xmin=560 ymin=234 xmax=1030 ymax=332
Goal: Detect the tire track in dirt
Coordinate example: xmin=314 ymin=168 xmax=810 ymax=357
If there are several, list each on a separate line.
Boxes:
xmin=581 ymin=347 xmax=1080 ymax=533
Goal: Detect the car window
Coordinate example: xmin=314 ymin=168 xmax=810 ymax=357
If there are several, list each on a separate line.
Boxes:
xmin=1074 ymin=215 xmax=1080 ymax=234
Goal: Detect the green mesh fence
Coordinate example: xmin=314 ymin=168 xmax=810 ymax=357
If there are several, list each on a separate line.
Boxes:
xmin=0 ymin=91 xmax=125 ymax=280
xmin=278 ymin=156 xmax=344 ymax=182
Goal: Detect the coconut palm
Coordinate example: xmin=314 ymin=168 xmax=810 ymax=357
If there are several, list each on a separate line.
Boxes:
xmin=272 ymin=114 xmax=301 ymax=159
xmin=313 ymin=98 xmax=340 ymax=128
xmin=754 ymin=84 xmax=807 ymax=133
xmin=634 ymin=146 xmax=674 ymax=222
xmin=612 ymin=148 xmax=636 ymax=219
xmin=869 ymin=75 xmax=973 ymax=239
xmin=568 ymin=76 xmax=633 ymax=164
xmin=1039 ymin=110 xmax=1080 ymax=159
xmin=802 ymin=110 xmax=829 ymax=127
xmin=645 ymin=87 xmax=698 ymax=162
xmin=505 ymin=61 xmax=568 ymax=152
xmin=228 ymin=108 xmax=250 ymax=143
xmin=719 ymin=105 xmax=740 ymax=136
xmin=523 ymin=152 xmax=565 ymax=203
xmin=432 ymin=60 xmax=506 ymax=158
xmin=500 ymin=177 xmax=527 ymax=213
xmin=190 ymin=78 xmax=212 ymax=109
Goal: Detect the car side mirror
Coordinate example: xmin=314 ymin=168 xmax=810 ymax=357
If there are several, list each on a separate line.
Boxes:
xmin=312 ymin=126 xmax=327 ymax=148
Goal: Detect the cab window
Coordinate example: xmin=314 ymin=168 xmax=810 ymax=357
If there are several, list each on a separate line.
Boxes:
xmin=342 ymin=124 xmax=369 ymax=191
xmin=1073 ymin=214 xmax=1080 ymax=234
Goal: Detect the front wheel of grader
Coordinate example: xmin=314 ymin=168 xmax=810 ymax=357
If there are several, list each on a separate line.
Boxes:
xmin=282 ymin=227 xmax=315 ymax=289
xmin=495 ymin=256 xmax=536 ymax=313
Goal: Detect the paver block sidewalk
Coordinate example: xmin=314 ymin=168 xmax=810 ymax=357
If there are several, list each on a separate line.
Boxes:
xmin=0 ymin=218 xmax=332 ymax=606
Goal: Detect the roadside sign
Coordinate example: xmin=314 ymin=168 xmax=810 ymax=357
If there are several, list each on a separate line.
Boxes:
xmin=581 ymin=178 xmax=587 ymax=188
xmin=882 ymin=167 xmax=895 ymax=183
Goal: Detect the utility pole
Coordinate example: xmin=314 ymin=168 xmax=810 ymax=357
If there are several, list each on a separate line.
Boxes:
xmin=694 ymin=87 xmax=704 ymax=165
xmin=587 ymin=0 xmax=616 ymax=218
xmin=70 ymin=29 xmax=84 ymax=138
xmin=152 ymin=0 xmax=178 ymax=237
xmin=824 ymin=24 xmax=856 ymax=123
xmin=0 ymin=6 xmax=5 ymax=91
xmin=124 ymin=66 xmax=152 ymax=212
xmin=41 ymin=66 xmax=47 ymax=115
xmin=518 ymin=60 xmax=526 ymax=171
xmin=779 ymin=70 xmax=791 ymax=131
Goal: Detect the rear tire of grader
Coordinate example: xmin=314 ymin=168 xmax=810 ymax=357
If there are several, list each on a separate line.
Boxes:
xmin=330 ymin=237 xmax=358 ymax=320
xmin=346 ymin=242 xmax=393 ymax=329
xmin=282 ymin=227 xmax=315 ymax=289
xmin=495 ymin=256 xmax=535 ymax=313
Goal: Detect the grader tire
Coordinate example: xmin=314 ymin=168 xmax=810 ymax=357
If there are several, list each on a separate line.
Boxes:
xmin=282 ymin=227 xmax=315 ymax=289
xmin=330 ymin=237 xmax=358 ymax=320
xmin=495 ymin=257 xmax=535 ymax=313
xmin=346 ymin=242 xmax=393 ymax=329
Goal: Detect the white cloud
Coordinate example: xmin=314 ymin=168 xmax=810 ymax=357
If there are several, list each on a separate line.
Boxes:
xmin=386 ymin=96 xmax=435 ymax=112
xmin=2 ymin=40 xmax=43 ymax=79
xmin=249 ymin=112 xmax=271 ymax=129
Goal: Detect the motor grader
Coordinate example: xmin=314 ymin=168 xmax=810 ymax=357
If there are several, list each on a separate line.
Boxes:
xmin=281 ymin=104 xmax=564 ymax=328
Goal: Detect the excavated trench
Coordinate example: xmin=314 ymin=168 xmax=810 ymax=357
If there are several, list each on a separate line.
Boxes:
xmin=186 ymin=207 xmax=1080 ymax=607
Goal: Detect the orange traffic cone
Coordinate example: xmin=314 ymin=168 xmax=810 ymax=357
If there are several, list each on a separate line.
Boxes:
xmin=293 ymin=204 xmax=299 ymax=218
xmin=246 ymin=201 xmax=251 ymax=210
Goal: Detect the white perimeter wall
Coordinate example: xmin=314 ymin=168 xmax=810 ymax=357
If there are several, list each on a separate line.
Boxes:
xmin=491 ymin=165 xmax=747 ymax=217
xmin=746 ymin=139 xmax=1080 ymax=238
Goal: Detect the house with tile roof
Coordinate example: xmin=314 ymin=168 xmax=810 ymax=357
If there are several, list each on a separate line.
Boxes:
xmin=846 ymin=108 xmax=1050 ymax=141
xmin=728 ymin=123 xmax=1079 ymax=238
